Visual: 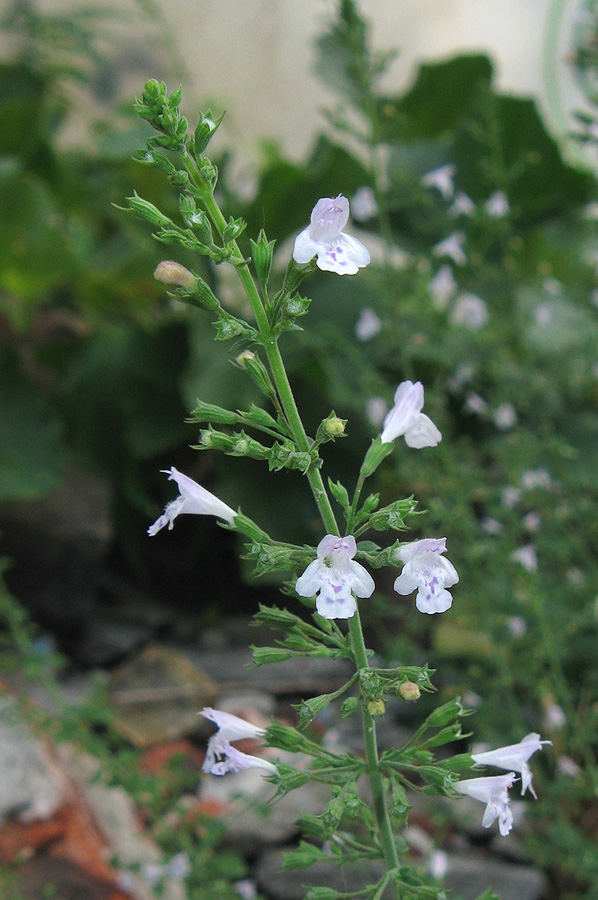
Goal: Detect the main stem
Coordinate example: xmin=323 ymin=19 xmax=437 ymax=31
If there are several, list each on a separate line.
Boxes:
xmin=195 ymin=172 xmax=401 ymax=890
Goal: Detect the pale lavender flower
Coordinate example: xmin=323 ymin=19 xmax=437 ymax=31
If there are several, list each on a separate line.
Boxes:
xmin=366 ymin=397 xmax=388 ymax=427
xmin=433 ymin=232 xmax=466 ymax=265
xmin=450 ymin=293 xmax=489 ymax=329
xmin=351 ymin=186 xmax=378 ymax=221
xmin=293 ymin=195 xmax=370 ymax=275
xmin=493 ymin=402 xmax=517 ymax=431
xmin=295 ymin=535 xmax=375 ymax=619
xmin=429 ymin=264 xmax=457 ymax=310
xmin=511 ymin=545 xmax=538 ymax=573
xmin=543 ymin=701 xmax=566 ymax=731
xmin=523 ymin=511 xmax=541 ymax=533
xmin=472 ymin=733 xmax=550 ymax=798
xmin=449 ymin=192 xmax=476 ymax=218
xmin=393 ymin=538 xmax=459 ymax=614
xmin=422 ymin=164 xmax=455 ymax=200
xmin=567 ymin=567 xmax=584 ymax=585
xmin=501 ymin=486 xmax=522 ymax=508
xmin=557 ymin=755 xmax=582 ymax=778
xmin=428 ymin=850 xmax=449 ymax=880
xmin=355 ymin=307 xmax=382 ymax=341
xmin=380 ymin=381 xmax=441 ymax=448
xmin=507 ymin=616 xmax=527 ymax=638
xmin=235 ymin=880 xmax=259 ymax=900
xmin=484 ymin=190 xmax=510 ymax=218
xmin=521 ymin=468 xmax=552 ymax=490
xmin=200 ymin=707 xmax=277 ymax=776
xmin=463 ymin=392 xmax=488 ymax=415
xmin=148 ymin=467 xmax=236 ymax=535
xmin=534 ymin=302 xmax=553 ymax=325
xmin=454 ymin=772 xmax=517 ymax=836
xmin=446 ymin=363 xmax=475 ymax=393
xmin=481 ymin=516 xmax=503 ymax=536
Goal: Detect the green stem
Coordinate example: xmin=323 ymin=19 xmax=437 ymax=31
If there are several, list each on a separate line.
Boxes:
xmin=192 ymin=168 xmax=401 ymax=893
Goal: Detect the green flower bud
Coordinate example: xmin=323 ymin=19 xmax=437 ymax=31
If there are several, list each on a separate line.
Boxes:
xmin=250 ymin=646 xmax=293 ymax=667
xmin=235 ymin=350 xmax=276 ymax=398
xmin=340 ymin=696 xmax=359 ymax=718
xmin=126 ymin=192 xmax=173 ymax=227
xmin=426 ymin=697 xmax=467 ymax=728
xmin=188 ymin=401 xmax=239 ymax=425
xmin=154 ymin=260 xmax=196 ymax=289
xmin=367 ymin=698 xmax=386 ymax=717
xmin=294 ymin=693 xmax=333 ymax=725
xmin=194 ymin=109 xmax=225 ymax=155
xmin=250 ymin=229 xmax=276 ymax=290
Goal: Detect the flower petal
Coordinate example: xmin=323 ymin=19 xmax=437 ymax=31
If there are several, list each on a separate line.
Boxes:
xmin=404 ymin=413 xmax=442 ymax=449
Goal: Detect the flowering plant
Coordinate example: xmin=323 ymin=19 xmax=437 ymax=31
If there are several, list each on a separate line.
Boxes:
xmin=126 ymin=71 xmax=551 ymax=900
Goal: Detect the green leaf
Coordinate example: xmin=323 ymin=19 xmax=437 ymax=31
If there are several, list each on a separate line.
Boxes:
xmin=378 ymin=55 xmax=494 ymax=141
xmin=0 ymin=347 xmax=63 ymax=499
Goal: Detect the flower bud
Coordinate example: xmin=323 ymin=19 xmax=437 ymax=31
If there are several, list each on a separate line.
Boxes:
xmin=126 ymin=192 xmax=173 ymax=227
xmin=399 ymin=681 xmax=421 ymax=702
xmin=367 ymin=699 xmax=386 ymax=717
xmin=250 ymin=646 xmax=293 ymax=667
xmin=194 ymin=109 xmax=224 ymax=155
xmin=154 ymin=260 xmax=196 ymax=289
xmin=235 ymin=350 xmax=276 ymax=398
xmin=250 ymin=229 xmax=276 ymax=290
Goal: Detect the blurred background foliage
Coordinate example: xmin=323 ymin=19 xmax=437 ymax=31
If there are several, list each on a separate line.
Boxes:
xmin=2 ymin=0 xmax=598 ymax=896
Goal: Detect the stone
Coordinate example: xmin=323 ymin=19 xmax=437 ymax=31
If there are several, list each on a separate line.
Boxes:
xmin=0 ymin=701 xmax=65 ymax=827
xmin=14 ymin=855 xmax=127 ymax=900
xmin=183 ymin=646 xmax=354 ymax=696
xmin=107 ymin=644 xmax=219 ymax=746
xmin=198 ymin=760 xmax=330 ymax=856
xmin=255 ymin=849 xmax=391 ymax=900
xmin=440 ymin=852 xmax=549 ymax=900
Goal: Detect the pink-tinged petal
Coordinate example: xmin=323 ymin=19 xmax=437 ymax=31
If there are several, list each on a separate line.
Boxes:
xmin=309 ymin=195 xmax=349 ymax=241
xmin=404 ymin=414 xmax=442 ymax=449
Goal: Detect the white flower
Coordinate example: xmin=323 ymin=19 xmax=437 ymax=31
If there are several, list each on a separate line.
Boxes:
xmin=200 ymin=707 xmax=277 ymax=776
xmin=148 ymin=467 xmax=236 ymax=535
xmin=366 ymin=397 xmax=388 ymax=427
xmin=429 ymin=264 xmax=457 ymax=310
xmin=485 ymin=190 xmax=510 ymax=218
xmin=351 ymin=186 xmax=378 ymax=221
xmin=472 ymin=733 xmax=551 ymax=798
xmin=428 ymin=850 xmax=449 ymax=880
xmin=295 ymin=535 xmax=375 ymax=620
xmin=454 ymin=772 xmax=517 ymax=836
xmin=493 ymin=402 xmax=517 ymax=431
xmin=511 ymin=544 xmax=538 ymax=573
xmin=422 ymin=164 xmax=455 ymax=200
xmin=450 ymin=293 xmax=489 ymax=329
xmin=293 ymin=195 xmax=370 ymax=275
xmin=380 ymin=381 xmax=442 ymax=448
xmin=433 ymin=232 xmax=466 ymax=265
xmin=393 ymin=538 xmax=459 ymax=614
xmin=534 ymin=302 xmax=553 ymax=325
xmin=355 ymin=307 xmax=382 ymax=341
xmin=449 ymin=192 xmax=476 ymax=217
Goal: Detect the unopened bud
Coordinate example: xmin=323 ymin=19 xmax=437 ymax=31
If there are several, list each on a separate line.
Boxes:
xmin=235 ymin=350 xmax=275 ymax=398
xmin=399 ymin=681 xmax=421 ymax=702
xmin=235 ymin=350 xmax=255 ymax=366
xmin=367 ymin=699 xmax=386 ymax=717
xmin=325 ymin=416 xmax=345 ymax=437
xmin=154 ymin=260 xmax=196 ymax=289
